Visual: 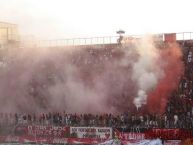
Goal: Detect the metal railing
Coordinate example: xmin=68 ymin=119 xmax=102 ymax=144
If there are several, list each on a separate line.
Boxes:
xmin=33 ymin=32 xmax=193 ymax=48
xmin=34 ymin=36 xmax=120 ymax=48
xmin=11 ymin=32 xmax=193 ymax=48
xmin=176 ymin=32 xmax=193 ymax=40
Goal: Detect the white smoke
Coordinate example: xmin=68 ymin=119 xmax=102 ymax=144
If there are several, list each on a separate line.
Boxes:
xmin=131 ymin=36 xmax=164 ymax=108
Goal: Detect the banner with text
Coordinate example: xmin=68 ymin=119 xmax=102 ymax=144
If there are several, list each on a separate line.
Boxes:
xmin=27 ymin=125 xmax=69 ymax=138
xmin=70 ymin=127 xmax=112 ymax=139
xmin=119 ymin=133 xmax=145 ymax=140
xmin=145 ymin=128 xmax=192 ymax=140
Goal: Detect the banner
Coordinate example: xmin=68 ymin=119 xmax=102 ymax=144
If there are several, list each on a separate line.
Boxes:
xmin=98 ymin=139 xmax=121 ymax=145
xmin=27 ymin=125 xmax=69 ymax=138
xmin=70 ymin=127 xmax=112 ymax=139
xmin=115 ymin=132 xmax=145 ymax=140
xmin=0 ymin=126 xmax=191 ymax=144
xmin=164 ymin=140 xmax=181 ymax=145
xmin=0 ymin=136 xmax=106 ymax=144
xmin=0 ymin=135 xmax=183 ymax=145
xmin=145 ymin=128 xmax=192 ymax=140
xmin=121 ymin=139 xmax=163 ymax=145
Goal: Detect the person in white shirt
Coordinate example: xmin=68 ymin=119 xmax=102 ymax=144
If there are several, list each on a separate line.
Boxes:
xmin=174 ymin=114 xmax=178 ymax=127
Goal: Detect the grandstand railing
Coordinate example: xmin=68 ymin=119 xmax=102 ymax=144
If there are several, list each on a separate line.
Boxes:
xmin=22 ymin=36 xmax=120 ymax=48
xmin=38 ymin=36 xmax=119 ymax=47
xmin=176 ymin=32 xmax=193 ymax=40
xmin=19 ymin=32 xmax=193 ymax=48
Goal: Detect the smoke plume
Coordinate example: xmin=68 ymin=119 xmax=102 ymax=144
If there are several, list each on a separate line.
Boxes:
xmin=131 ymin=37 xmax=184 ymax=113
xmin=147 ymin=43 xmax=184 ymax=114
xmin=131 ymin=37 xmax=164 ymax=109
xmin=0 ymin=36 xmax=184 ymax=114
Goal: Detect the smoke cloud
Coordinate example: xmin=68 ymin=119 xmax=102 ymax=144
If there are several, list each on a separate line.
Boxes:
xmin=0 ymin=36 xmax=184 ymax=114
xmin=131 ymin=37 xmax=164 ymax=109
xmin=131 ymin=37 xmax=184 ymax=113
xmin=147 ymin=43 xmax=184 ymax=114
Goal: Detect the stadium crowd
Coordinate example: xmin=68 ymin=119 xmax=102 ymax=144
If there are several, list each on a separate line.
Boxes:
xmin=0 ymin=109 xmax=192 ymax=130
xmin=0 ymin=41 xmax=193 ymax=133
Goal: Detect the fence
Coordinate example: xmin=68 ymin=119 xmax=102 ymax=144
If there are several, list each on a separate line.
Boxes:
xmin=24 ymin=36 xmax=120 ymax=48
xmin=18 ymin=32 xmax=193 ymax=48
xmin=176 ymin=32 xmax=193 ymax=40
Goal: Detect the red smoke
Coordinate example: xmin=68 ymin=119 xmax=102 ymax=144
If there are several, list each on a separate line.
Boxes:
xmin=147 ymin=43 xmax=184 ymax=114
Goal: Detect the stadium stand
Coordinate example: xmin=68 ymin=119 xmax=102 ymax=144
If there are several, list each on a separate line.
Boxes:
xmin=0 ymin=33 xmax=192 ymax=144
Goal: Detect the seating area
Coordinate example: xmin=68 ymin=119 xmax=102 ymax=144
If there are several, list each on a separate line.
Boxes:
xmin=0 ymin=40 xmax=192 ymax=133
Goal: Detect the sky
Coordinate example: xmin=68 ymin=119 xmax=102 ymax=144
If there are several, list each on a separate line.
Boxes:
xmin=0 ymin=0 xmax=193 ymax=40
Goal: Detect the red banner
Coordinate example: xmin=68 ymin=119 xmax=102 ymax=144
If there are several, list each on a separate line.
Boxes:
xmin=0 ymin=135 xmax=184 ymax=144
xmin=145 ymin=128 xmax=192 ymax=140
xmin=0 ymin=126 xmax=192 ymax=144
xmin=27 ymin=125 xmax=69 ymax=138
xmin=116 ymin=132 xmax=145 ymax=140
xmin=115 ymin=128 xmax=192 ymax=141
xmin=0 ymin=136 xmax=106 ymax=144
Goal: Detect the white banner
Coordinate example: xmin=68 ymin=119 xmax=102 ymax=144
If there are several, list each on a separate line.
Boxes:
xmin=98 ymin=139 xmax=121 ymax=145
xmin=70 ymin=127 xmax=112 ymax=139
xmin=164 ymin=140 xmax=181 ymax=145
xmin=98 ymin=139 xmax=163 ymax=145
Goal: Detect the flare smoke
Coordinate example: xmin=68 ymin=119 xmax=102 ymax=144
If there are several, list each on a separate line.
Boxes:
xmin=0 ymin=36 xmax=184 ymax=114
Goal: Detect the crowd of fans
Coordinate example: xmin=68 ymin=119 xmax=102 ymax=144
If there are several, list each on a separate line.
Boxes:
xmin=165 ymin=41 xmax=193 ymax=129
xmin=0 ymin=110 xmax=192 ymax=130
xmin=0 ymin=40 xmax=193 ymax=134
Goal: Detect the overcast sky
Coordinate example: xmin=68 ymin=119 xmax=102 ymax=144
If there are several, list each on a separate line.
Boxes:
xmin=0 ymin=0 xmax=193 ymax=39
